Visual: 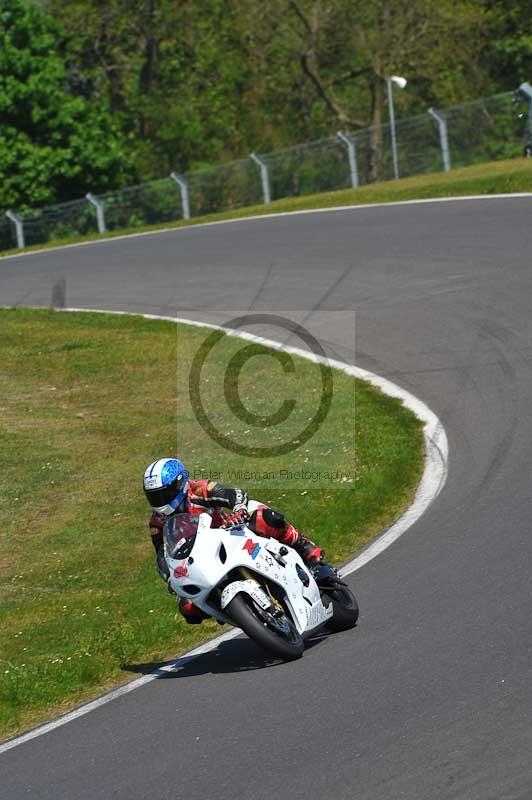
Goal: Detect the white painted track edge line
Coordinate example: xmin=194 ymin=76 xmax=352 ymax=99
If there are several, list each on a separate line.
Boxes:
xmin=0 ymin=307 xmax=448 ymax=755
xmin=1 ymin=191 xmax=531 ymax=261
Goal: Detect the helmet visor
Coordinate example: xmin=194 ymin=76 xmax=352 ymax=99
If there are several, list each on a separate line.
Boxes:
xmin=145 ymin=475 xmax=186 ymax=509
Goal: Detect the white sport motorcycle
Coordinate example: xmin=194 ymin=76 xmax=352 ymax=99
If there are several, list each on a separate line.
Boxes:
xmin=164 ymin=505 xmax=359 ymax=661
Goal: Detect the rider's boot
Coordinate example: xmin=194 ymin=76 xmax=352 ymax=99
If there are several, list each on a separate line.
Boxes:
xmin=283 ymin=524 xmax=325 ymax=566
xmin=285 ymin=526 xmax=341 ymax=588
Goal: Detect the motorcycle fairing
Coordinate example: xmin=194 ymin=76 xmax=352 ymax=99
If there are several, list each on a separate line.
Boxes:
xmin=166 ymin=512 xmax=333 ymax=635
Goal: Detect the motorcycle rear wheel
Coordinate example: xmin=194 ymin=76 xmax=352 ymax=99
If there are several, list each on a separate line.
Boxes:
xmin=226 ymin=593 xmax=304 ymax=661
xmin=324 ymin=585 xmax=359 ymax=632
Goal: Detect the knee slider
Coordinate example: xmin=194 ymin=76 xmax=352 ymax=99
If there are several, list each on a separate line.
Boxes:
xmin=248 ymin=507 xmax=286 ymax=536
xmin=262 ymin=508 xmax=286 ymax=529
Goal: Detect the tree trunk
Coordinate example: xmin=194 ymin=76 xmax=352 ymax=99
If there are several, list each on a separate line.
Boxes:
xmin=139 ymin=0 xmax=158 ymax=139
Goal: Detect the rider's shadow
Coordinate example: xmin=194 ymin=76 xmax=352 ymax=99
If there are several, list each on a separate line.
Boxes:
xmin=122 ymin=630 xmax=329 ymax=679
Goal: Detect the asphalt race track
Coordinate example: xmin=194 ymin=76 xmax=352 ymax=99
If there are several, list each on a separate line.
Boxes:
xmin=2 ymin=197 xmax=532 ymax=799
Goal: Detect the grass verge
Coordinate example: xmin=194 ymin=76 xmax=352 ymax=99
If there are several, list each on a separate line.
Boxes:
xmin=1 ymin=158 xmax=532 ymax=258
xmin=0 ymin=308 xmax=424 ymax=740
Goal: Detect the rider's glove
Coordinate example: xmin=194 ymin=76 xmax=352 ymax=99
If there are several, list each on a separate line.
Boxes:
xmin=224 ymin=506 xmax=249 ymax=527
xmin=149 ymin=511 xmax=165 ymax=533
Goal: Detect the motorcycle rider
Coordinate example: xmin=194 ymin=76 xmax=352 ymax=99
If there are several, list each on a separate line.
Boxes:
xmin=143 ymin=457 xmax=324 ymax=624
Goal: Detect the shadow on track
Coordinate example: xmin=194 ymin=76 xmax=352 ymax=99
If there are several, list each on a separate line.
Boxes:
xmin=121 ymin=631 xmax=329 ymax=679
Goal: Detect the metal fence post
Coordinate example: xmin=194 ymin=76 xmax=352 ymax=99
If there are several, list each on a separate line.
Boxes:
xmin=86 ymin=192 xmax=106 ymax=233
xmin=170 ymin=172 xmax=191 ymax=220
xmin=5 ymin=210 xmax=25 ymax=248
xmin=337 ymin=131 xmax=359 ymax=188
xmin=387 ymin=78 xmax=399 ymax=179
xmin=428 ymin=107 xmax=451 ymax=173
xmin=250 ymin=153 xmax=271 ymax=204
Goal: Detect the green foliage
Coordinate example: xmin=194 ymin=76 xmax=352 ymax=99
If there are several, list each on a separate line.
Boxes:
xmin=0 ymin=0 xmax=134 ymax=211
xmin=0 ymin=0 xmax=528 ymax=209
xmin=485 ymin=0 xmax=532 ymax=86
xmin=45 ymin=0 xmax=251 ymax=177
xmin=43 ymin=0 xmax=496 ymax=182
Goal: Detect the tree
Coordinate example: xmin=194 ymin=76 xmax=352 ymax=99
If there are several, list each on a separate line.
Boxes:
xmin=261 ymin=0 xmax=487 ymax=180
xmin=484 ymin=0 xmax=532 ymax=89
xmin=0 ymin=0 xmax=133 ymax=211
xmin=47 ymin=0 xmax=252 ymax=177
xmin=5 ymin=0 xmax=503 ymax=205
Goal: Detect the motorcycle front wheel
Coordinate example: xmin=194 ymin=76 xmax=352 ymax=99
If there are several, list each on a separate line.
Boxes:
xmin=226 ymin=593 xmax=304 ymax=661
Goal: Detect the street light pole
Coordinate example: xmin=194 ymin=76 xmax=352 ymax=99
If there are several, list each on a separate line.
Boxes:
xmin=386 ymin=75 xmax=407 ymax=180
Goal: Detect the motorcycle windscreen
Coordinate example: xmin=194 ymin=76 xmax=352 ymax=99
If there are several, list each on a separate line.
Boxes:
xmin=164 ymin=513 xmax=200 ymax=559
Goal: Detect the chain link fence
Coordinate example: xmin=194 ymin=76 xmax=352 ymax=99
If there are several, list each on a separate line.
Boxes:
xmin=101 ymin=177 xmax=183 ymax=232
xmin=262 ymin=136 xmax=353 ymax=200
xmin=2 ymin=91 xmax=527 ymax=251
xmin=18 ymin=198 xmax=97 ymax=248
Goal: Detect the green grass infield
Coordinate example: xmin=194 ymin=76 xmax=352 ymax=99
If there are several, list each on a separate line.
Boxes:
xmin=0 ymin=308 xmax=424 ymax=739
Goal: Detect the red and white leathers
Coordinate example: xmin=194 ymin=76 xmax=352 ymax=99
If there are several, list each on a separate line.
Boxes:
xmin=148 ymin=479 xmax=323 ymax=623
